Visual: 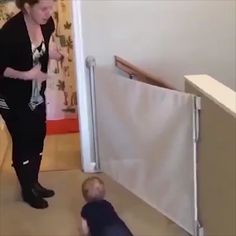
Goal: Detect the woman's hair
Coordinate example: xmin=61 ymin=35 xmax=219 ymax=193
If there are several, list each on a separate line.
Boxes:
xmin=15 ymin=0 xmax=39 ymax=9
xmin=82 ymin=177 xmax=106 ymax=202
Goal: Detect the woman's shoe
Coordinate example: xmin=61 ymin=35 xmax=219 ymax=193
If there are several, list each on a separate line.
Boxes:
xmin=22 ymin=188 xmax=48 ymax=209
xmin=33 ymin=182 xmax=55 ymax=198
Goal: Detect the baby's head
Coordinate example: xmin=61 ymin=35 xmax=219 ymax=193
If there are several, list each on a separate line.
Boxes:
xmin=82 ymin=177 xmax=105 ymax=202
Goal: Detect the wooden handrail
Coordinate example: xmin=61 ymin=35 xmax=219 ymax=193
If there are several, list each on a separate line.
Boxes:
xmin=114 ymin=56 xmax=175 ymax=90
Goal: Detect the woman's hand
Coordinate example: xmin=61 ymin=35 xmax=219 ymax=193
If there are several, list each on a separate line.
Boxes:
xmin=49 ymin=47 xmax=65 ymax=61
xmin=23 ymin=64 xmax=47 ymax=82
xmin=49 ymin=36 xmax=66 ymax=62
xmin=3 ymin=65 xmax=47 ymax=82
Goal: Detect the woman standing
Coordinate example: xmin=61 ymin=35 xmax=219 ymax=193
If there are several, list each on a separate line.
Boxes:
xmin=0 ymin=0 xmax=63 ymax=209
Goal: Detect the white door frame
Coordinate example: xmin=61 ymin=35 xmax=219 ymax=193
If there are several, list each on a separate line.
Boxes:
xmin=71 ymin=0 xmax=94 ymax=172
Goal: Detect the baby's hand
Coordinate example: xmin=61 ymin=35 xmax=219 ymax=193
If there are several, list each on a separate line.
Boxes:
xmin=81 ymin=218 xmax=90 ymax=236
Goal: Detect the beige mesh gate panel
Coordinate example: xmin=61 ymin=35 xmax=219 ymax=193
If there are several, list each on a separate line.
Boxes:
xmin=95 ymin=73 xmax=196 ymax=234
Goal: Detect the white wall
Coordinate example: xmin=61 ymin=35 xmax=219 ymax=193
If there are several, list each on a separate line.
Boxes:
xmin=80 ymin=0 xmax=236 ymax=91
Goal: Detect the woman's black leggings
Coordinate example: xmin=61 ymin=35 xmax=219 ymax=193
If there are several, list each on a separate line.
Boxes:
xmin=0 ymin=103 xmax=46 ymax=191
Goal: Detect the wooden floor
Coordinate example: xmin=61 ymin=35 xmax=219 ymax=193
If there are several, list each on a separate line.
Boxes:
xmin=41 ymin=133 xmax=81 ymax=171
xmin=1 ymin=132 xmax=81 ymax=172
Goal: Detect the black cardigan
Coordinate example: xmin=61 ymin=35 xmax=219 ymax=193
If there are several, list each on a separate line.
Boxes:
xmin=0 ymin=11 xmax=55 ymax=109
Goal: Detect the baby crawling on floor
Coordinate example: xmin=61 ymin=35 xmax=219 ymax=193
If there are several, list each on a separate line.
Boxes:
xmin=80 ymin=176 xmax=133 ymax=236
